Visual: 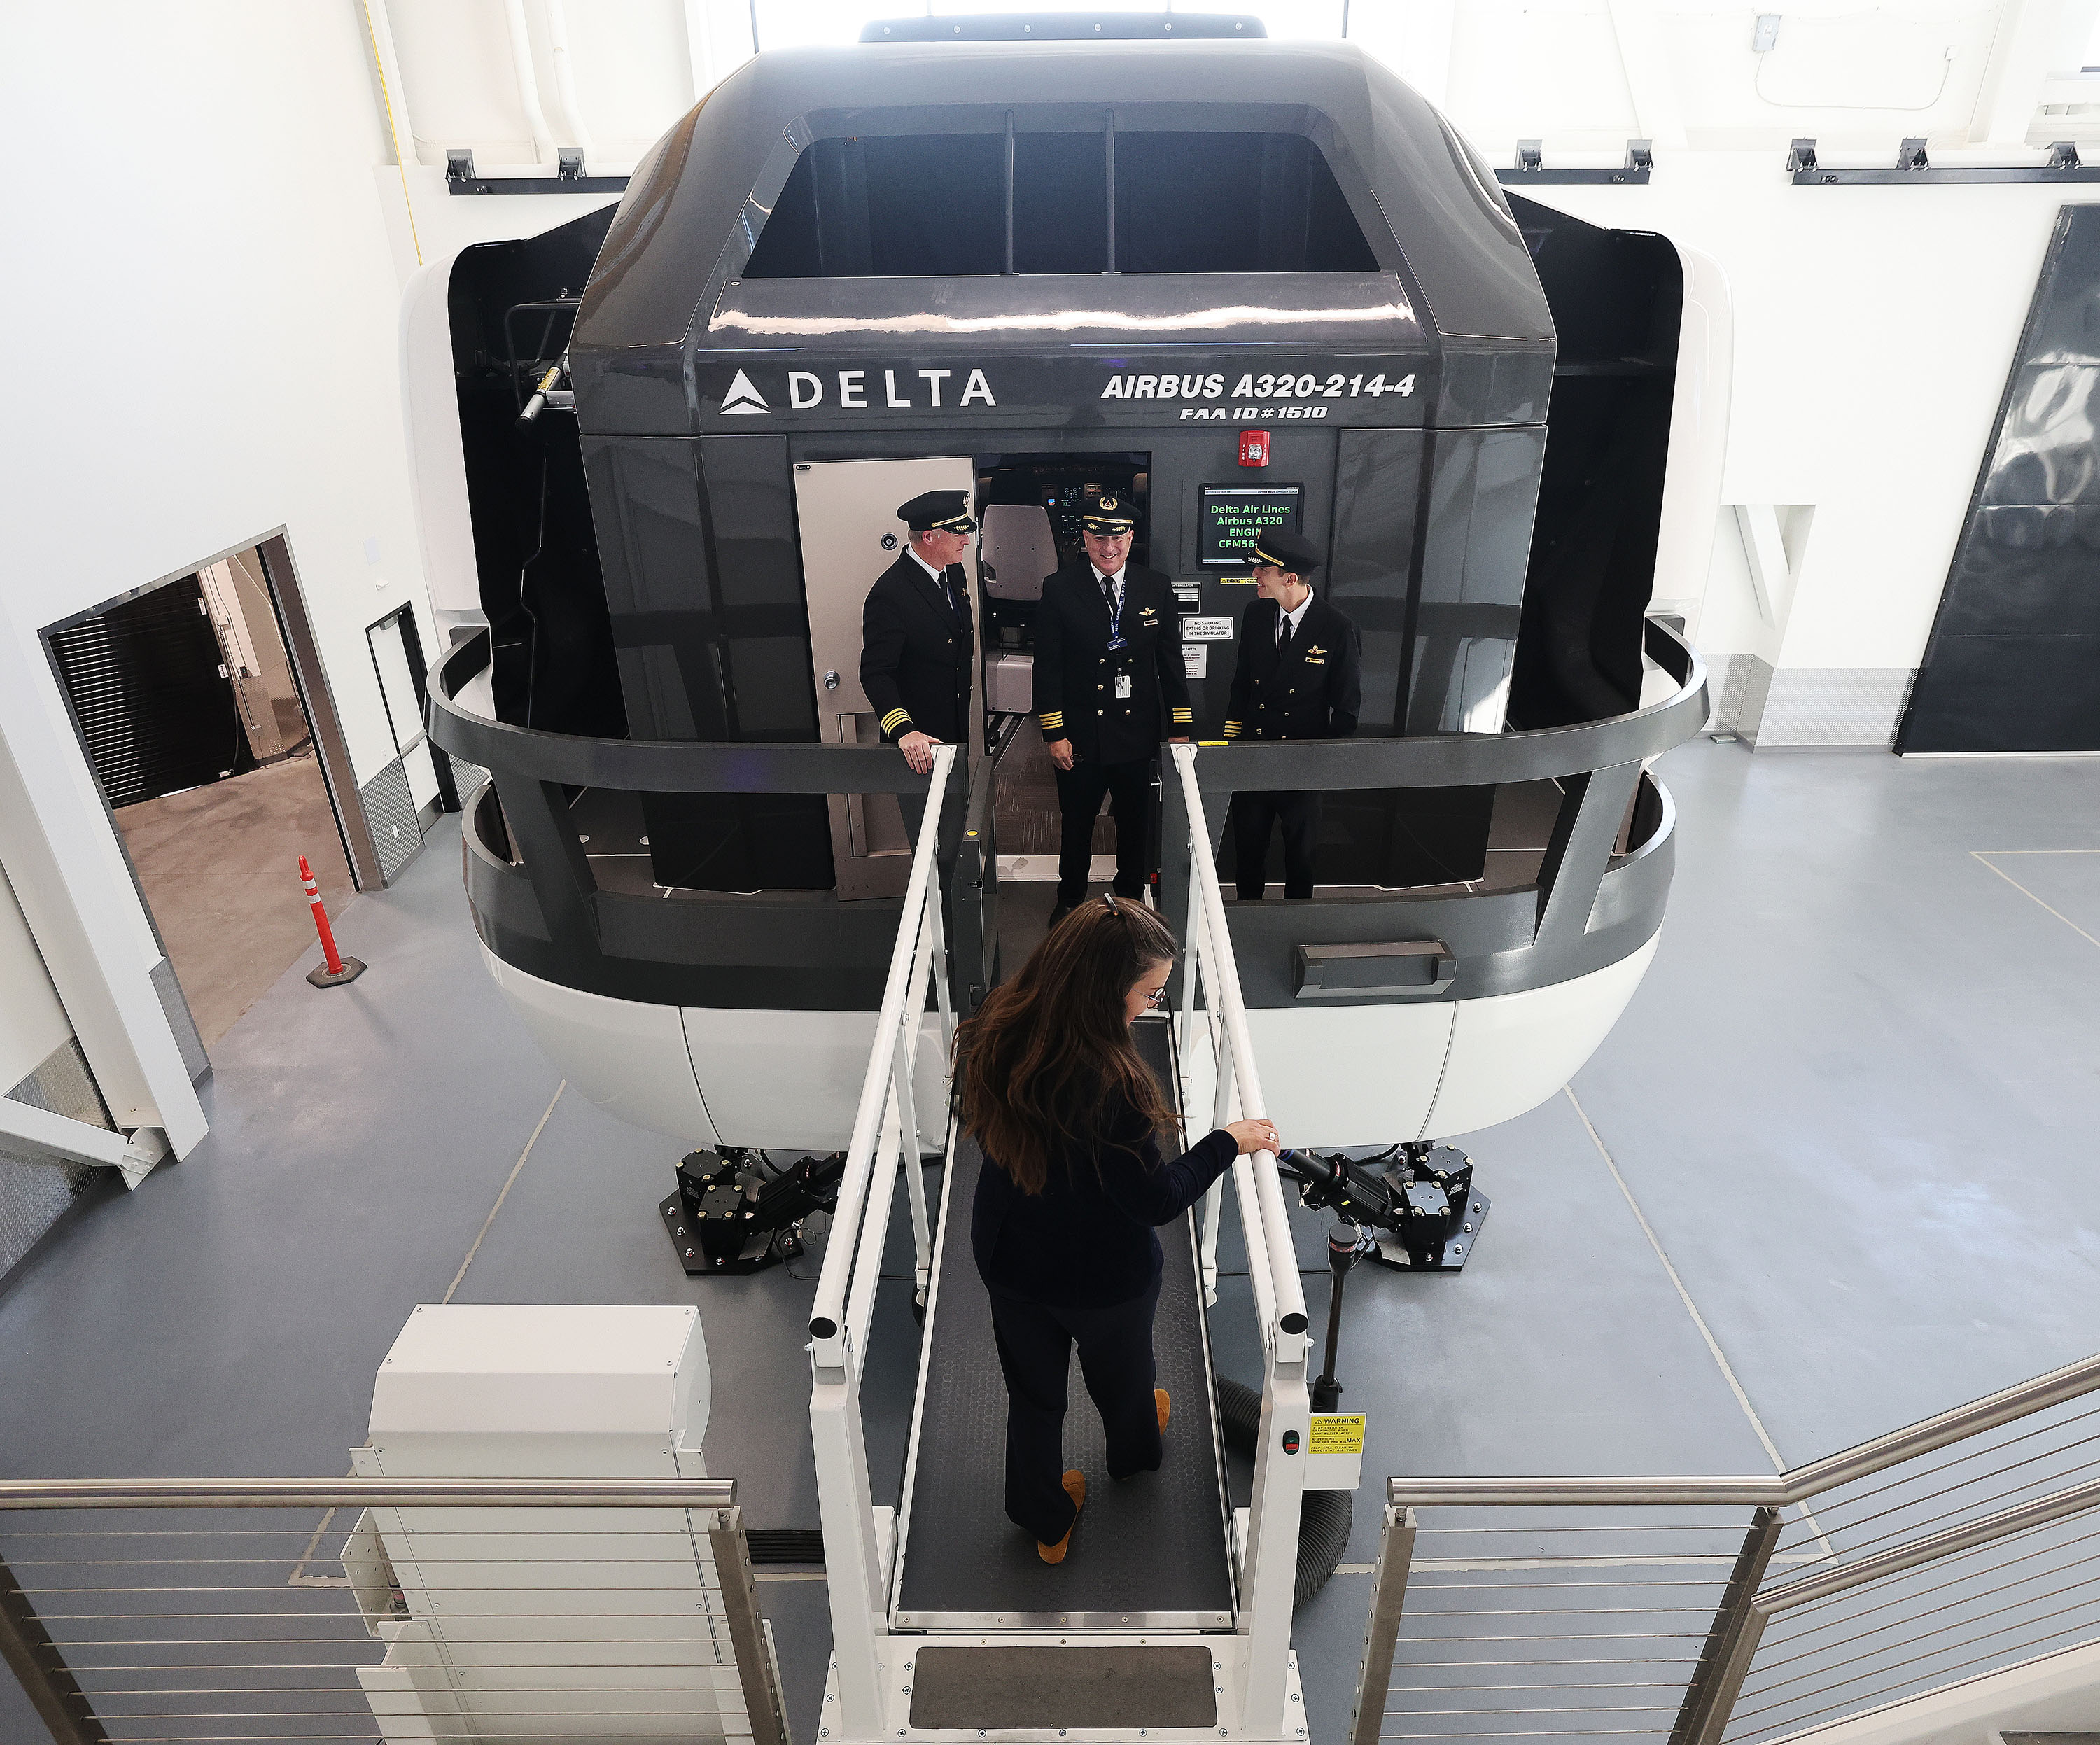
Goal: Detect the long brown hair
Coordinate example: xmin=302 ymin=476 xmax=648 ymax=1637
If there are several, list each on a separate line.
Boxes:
xmin=955 ymin=897 xmax=1181 ymax=1194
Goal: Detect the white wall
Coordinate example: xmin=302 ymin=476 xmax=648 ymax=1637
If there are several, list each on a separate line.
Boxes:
xmin=2 ymin=2 xmax=440 ymax=793
xmin=1532 ymin=160 xmax=2095 ymax=678
xmin=1350 ymin=0 xmax=2100 ymax=743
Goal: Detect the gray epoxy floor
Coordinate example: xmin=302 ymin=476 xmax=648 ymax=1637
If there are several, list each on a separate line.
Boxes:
xmin=5 ymin=743 xmax=2100 ymax=1745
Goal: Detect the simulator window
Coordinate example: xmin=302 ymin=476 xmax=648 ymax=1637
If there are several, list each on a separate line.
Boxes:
xmin=743 ymin=120 xmax=1379 ymax=278
xmin=744 ymin=134 xmax=1008 ymax=277
xmin=1013 ymin=129 xmax=1110 ymax=274
xmin=1199 ymin=484 xmax=1303 ymax=568
xmin=1114 ymin=133 xmax=1377 ymax=273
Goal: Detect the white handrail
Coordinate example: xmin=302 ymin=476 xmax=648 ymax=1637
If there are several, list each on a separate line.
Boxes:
xmin=808 ymin=746 xmax=953 ymax=1371
xmin=1170 ymin=745 xmax=1310 ymax=1359
xmin=1170 ymin=745 xmax=1311 ymax=1740
xmin=842 ymin=904 xmax=939 ymax=1351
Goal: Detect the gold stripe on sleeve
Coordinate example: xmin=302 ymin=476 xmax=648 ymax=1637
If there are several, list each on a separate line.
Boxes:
xmin=881 ymin=708 xmax=912 ymax=733
xmin=1222 ymin=721 xmax=1242 ymax=738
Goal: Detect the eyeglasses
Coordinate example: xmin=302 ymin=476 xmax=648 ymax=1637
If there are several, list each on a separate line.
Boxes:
xmin=1141 ymin=984 xmax=1171 ymax=1010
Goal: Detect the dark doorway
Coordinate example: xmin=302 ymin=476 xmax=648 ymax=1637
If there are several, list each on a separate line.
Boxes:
xmin=45 ymin=545 xmax=358 ymax=1050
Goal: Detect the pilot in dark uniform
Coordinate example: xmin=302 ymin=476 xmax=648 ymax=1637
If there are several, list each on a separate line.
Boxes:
xmin=1223 ymin=529 xmax=1362 ymax=901
xmin=860 ymin=489 xmax=979 ymax=779
xmin=1032 ymin=496 xmax=1193 ymax=925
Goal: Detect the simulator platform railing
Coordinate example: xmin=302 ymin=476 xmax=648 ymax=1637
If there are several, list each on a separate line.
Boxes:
xmin=1159 ymin=619 xmax=1709 ymax=1016
xmin=426 ymin=629 xmax=974 ymax=1010
xmin=1351 ymin=1346 xmax=2100 ymax=1745
xmin=0 ymin=1474 xmax=780 ymax=1745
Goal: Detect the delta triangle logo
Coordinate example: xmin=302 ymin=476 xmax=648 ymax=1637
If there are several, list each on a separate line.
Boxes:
xmin=721 ymin=369 xmax=769 ymax=415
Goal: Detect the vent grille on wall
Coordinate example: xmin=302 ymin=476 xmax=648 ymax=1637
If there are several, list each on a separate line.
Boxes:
xmin=49 ymin=576 xmax=254 ymax=808
xmin=360 ymin=757 xmax=422 ymax=882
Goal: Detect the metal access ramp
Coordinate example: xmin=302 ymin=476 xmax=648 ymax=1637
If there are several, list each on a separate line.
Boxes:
xmin=806 ymin=742 xmax=1316 ymax=1743
xmin=892 ymin=1017 xmax=1237 ymax=1630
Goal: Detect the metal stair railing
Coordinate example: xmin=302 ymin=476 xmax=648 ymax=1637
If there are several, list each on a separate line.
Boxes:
xmin=805 ymin=743 xmax=955 ymax=1735
xmin=1170 ymin=742 xmax=1315 ymax=1741
xmin=1348 ymin=1347 xmax=2100 ymax=1745
xmin=0 ymin=1475 xmax=780 ymax=1745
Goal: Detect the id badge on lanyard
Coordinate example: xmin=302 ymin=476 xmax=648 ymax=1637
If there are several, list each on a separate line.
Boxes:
xmin=1115 ymin=674 xmax=1133 ymax=699
xmin=1103 ymin=581 xmax=1127 ymax=653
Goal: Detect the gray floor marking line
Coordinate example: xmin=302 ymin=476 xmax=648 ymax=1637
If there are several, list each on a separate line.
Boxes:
xmin=286 ymin=1507 xmax=351 ymax=1588
xmin=287 ymin=1082 xmax=570 ymax=1587
xmin=1566 ymin=1085 xmax=1786 ymax=1470
xmin=1966 ymin=849 xmax=2100 ymax=855
xmin=443 ymin=1081 xmax=567 ymax=1303
xmin=1973 ymin=853 xmax=2100 ymax=952
xmin=1565 ymin=1086 xmax=1837 ymax=1563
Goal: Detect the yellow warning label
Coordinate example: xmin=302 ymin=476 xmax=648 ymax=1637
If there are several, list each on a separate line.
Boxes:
xmin=1309 ymin=1413 xmax=1366 ymax=1455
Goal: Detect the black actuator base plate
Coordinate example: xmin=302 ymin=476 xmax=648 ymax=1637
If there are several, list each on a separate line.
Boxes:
xmin=1367 ymin=1186 xmax=1491 ymax=1273
xmin=657 ymin=1190 xmax=800 ymax=1277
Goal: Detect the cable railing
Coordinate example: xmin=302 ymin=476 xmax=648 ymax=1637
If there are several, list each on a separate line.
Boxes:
xmin=1170 ymin=741 xmax=1315 ymax=1741
xmin=803 ymin=745 xmax=954 ymax=1736
xmin=0 ymin=1476 xmax=783 ymax=1745
xmin=1351 ymin=1348 xmax=2100 ymax=1745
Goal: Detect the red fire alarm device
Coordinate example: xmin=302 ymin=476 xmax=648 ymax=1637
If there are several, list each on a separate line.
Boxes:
xmin=1238 ymin=429 xmax=1270 ymax=468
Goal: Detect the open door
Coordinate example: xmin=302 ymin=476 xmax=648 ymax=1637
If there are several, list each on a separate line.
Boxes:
xmin=792 ymin=456 xmax=976 ymax=899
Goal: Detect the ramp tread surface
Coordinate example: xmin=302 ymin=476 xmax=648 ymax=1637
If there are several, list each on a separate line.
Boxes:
xmin=895 ymin=1019 xmax=1234 ymax=1627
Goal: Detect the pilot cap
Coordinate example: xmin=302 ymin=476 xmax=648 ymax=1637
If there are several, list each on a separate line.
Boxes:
xmin=898 ymin=489 xmax=979 ymax=534
xmin=1081 ymin=494 xmax=1138 ymax=535
xmin=1250 ymin=529 xmax=1321 ymax=576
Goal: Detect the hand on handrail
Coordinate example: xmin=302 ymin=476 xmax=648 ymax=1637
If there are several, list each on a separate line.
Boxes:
xmin=897 ymin=730 xmax=941 ymax=776
xmin=1225 ymin=1118 xmax=1281 ymax=1156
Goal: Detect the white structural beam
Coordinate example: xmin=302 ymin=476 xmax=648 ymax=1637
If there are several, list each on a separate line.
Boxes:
xmin=1605 ymin=0 xmax=1688 ymax=150
xmin=360 ymin=0 xmax=419 ymax=168
xmin=0 ymin=1098 xmax=167 ymax=1189
xmin=543 ymin=0 xmax=594 ymax=158
xmin=0 ymin=602 xmax=206 ymax=1165
xmin=1973 ymin=0 xmax=2073 ymax=143
xmin=1732 ymin=503 xmax=1795 ymax=629
xmin=502 ymin=0 xmax=559 ymax=167
xmin=681 ymin=0 xmax=716 ymax=104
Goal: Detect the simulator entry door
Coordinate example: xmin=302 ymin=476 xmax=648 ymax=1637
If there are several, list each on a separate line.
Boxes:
xmin=792 ymin=456 xmax=977 ymax=899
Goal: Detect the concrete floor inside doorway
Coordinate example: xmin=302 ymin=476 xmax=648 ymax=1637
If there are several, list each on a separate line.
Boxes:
xmin=5 ymin=741 xmax=2100 ymax=1745
xmin=113 ymin=752 xmax=357 ymax=1047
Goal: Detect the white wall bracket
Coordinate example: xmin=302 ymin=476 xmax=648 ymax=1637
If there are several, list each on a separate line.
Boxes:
xmin=0 ymin=1096 xmax=167 ymax=1189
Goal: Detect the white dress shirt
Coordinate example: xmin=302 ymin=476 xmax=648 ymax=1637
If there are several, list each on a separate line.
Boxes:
xmin=909 ymin=545 xmax=960 ymax=615
xmin=1277 ymin=589 xmax=1314 ymax=646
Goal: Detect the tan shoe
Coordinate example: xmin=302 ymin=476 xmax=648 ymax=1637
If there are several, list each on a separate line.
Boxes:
xmin=1156 ymin=1389 xmax=1171 ymax=1435
xmin=1037 ymin=1471 xmax=1087 ymax=1565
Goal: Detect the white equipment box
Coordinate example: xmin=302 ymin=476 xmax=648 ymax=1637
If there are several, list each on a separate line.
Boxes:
xmin=985 ymin=650 xmax=1035 ymax=714
xmin=344 ymin=1304 xmax=766 ymax=1744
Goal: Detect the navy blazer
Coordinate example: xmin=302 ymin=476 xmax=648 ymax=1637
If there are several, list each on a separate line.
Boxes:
xmin=1030 ymin=560 xmax=1193 ymax=764
xmin=972 ymin=1086 xmax=1238 ymax=1310
xmin=1223 ymin=591 xmax=1362 ymax=743
xmin=860 ymin=551 xmax=974 ymax=745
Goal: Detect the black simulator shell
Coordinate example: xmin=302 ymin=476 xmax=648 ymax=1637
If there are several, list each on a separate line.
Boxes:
xmin=424 ymin=26 xmax=1709 ymax=1162
xmin=564 ymin=38 xmax=1555 ymax=893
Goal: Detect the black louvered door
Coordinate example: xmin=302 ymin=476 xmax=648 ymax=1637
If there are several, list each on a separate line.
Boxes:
xmin=49 ymin=576 xmax=255 ymax=808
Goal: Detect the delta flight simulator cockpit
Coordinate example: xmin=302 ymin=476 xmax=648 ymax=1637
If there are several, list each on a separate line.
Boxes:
xmin=387 ymin=13 xmax=1720 ymax=1740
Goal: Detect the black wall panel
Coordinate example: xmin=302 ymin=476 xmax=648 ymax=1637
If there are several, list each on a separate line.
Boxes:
xmin=1902 ymin=204 xmax=2100 ymax=752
